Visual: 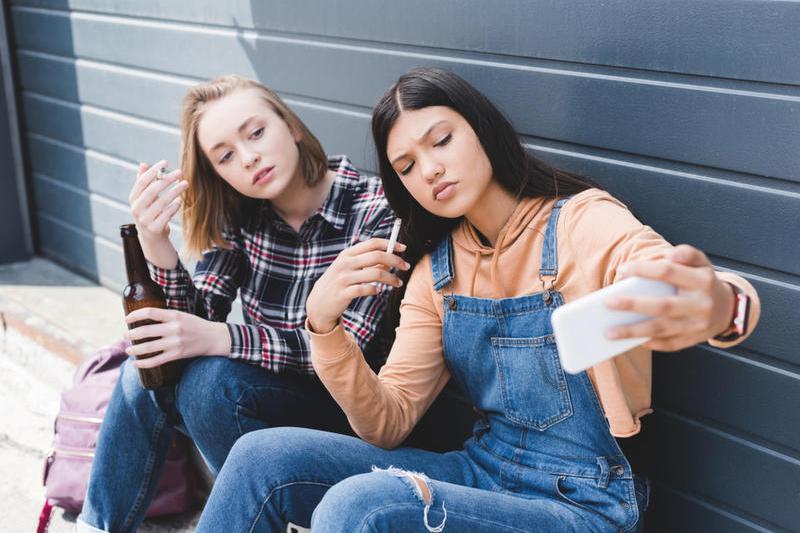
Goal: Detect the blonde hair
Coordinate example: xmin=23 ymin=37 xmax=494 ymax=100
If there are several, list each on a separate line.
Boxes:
xmin=180 ymin=75 xmax=327 ymax=258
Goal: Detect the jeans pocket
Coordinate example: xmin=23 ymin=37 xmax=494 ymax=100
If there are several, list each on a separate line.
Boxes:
xmin=491 ymin=335 xmax=572 ymax=430
xmin=554 ymin=475 xmax=639 ymax=532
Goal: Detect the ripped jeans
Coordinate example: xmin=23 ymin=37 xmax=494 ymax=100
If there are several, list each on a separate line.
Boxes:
xmin=196 ymin=427 xmax=649 ymax=532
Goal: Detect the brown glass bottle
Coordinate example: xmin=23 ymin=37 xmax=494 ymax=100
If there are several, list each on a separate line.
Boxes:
xmin=120 ymin=224 xmax=184 ymax=389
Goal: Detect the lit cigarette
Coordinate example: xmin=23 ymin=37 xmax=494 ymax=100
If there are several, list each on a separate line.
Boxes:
xmin=386 ymin=219 xmax=402 ymax=255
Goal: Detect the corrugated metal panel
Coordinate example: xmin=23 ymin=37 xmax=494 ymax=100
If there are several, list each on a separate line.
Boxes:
xmin=8 ymin=1 xmax=798 ymax=529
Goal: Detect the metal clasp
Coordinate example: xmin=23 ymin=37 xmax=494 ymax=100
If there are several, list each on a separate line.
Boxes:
xmin=539 ymin=273 xmax=556 ymax=305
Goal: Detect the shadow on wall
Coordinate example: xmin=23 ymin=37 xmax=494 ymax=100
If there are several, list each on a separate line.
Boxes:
xmin=11 ymin=1 xmax=98 ymax=278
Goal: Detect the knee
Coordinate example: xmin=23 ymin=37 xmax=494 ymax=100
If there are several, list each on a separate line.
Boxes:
xmin=118 ymin=358 xmax=149 ymax=401
xmin=312 ymin=471 xmax=428 ymax=532
xmin=176 ymin=357 xmax=236 ymax=416
xmin=222 ymin=427 xmax=317 ymax=481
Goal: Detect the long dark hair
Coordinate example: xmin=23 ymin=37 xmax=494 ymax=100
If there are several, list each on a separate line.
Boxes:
xmin=371 ymin=67 xmax=597 ymax=337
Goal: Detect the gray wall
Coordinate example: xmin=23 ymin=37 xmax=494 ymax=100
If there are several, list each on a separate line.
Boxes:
xmin=8 ymin=1 xmax=799 ymax=530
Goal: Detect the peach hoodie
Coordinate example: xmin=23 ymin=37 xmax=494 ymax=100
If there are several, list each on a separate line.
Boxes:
xmin=308 ymin=189 xmax=760 ymax=449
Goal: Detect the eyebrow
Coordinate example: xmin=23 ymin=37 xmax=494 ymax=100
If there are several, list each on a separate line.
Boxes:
xmin=390 ymin=120 xmax=448 ymax=165
xmin=209 ymin=116 xmax=259 ymax=152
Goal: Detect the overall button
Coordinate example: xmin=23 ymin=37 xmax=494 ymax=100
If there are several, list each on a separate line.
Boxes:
xmin=612 ymin=465 xmax=625 ymax=476
xmin=448 ymin=298 xmax=458 ymax=310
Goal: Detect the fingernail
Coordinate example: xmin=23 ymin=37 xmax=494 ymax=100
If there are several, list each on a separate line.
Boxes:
xmin=606 ymin=297 xmax=620 ymax=308
xmin=404 ymin=262 xmax=411 ymax=270
xmin=607 ymin=330 xmax=620 ymax=339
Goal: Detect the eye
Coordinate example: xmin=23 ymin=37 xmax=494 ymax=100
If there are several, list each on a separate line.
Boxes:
xmin=249 ymin=127 xmax=264 ymax=140
xmin=434 ymin=133 xmax=452 ymax=147
xmin=218 ymin=151 xmax=233 ymax=165
xmin=399 ymin=161 xmax=414 ymax=176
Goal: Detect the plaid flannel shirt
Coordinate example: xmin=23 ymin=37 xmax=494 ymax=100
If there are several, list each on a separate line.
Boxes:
xmin=149 ymin=156 xmax=396 ymax=374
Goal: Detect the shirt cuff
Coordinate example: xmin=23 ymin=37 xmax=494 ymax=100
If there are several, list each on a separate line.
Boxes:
xmin=227 ymin=323 xmax=264 ymax=362
xmin=147 ymin=260 xmax=192 ymax=297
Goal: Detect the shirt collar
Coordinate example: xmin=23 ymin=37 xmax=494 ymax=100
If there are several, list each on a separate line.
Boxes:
xmin=316 ymin=155 xmax=358 ymax=230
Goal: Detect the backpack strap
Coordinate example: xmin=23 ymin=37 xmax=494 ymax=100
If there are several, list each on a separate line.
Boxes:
xmin=36 ymin=500 xmax=53 ymax=533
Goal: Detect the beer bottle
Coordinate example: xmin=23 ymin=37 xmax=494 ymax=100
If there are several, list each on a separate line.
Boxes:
xmin=120 ymin=224 xmax=183 ymax=389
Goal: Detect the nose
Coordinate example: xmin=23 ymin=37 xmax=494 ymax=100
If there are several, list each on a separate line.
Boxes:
xmin=243 ymin=151 xmax=260 ymax=169
xmin=419 ymin=156 xmax=444 ymax=183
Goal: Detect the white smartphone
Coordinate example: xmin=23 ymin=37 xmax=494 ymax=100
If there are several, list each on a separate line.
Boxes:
xmin=551 ymin=276 xmax=677 ymax=374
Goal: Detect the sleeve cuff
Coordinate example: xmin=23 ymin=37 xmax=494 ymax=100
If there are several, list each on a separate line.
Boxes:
xmin=148 ymin=260 xmax=192 ymax=295
xmin=305 ymin=318 xmax=359 ymax=363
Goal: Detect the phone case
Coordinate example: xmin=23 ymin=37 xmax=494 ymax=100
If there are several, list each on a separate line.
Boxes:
xmin=550 ymin=276 xmax=677 ymax=374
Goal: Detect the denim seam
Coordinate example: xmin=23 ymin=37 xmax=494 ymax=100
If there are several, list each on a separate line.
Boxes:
xmin=234 ymin=384 xmax=253 ymax=436
xmin=248 ymin=481 xmax=334 ymax=533
xmin=476 ymin=440 xmax=617 ymax=481
xmin=121 ymin=411 xmax=167 ymax=532
xmin=620 ymin=478 xmax=640 ymax=532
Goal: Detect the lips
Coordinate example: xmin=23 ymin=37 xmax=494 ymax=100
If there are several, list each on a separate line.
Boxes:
xmin=252 ymin=166 xmax=275 ymax=185
xmin=432 ymin=181 xmax=457 ymax=201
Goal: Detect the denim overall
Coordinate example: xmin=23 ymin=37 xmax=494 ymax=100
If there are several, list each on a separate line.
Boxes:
xmin=429 ymin=198 xmax=642 ymax=531
xmin=196 ymin=198 xmax=648 ymax=532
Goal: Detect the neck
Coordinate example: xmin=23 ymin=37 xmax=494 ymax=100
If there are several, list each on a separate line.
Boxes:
xmin=464 ymin=181 xmax=519 ymax=246
xmin=271 ymin=169 xmax=336 ymax=231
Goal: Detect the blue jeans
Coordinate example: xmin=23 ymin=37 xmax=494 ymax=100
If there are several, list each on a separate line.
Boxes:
xmin=78 ymin=357 xmax=475 ymax=532
xmin=197 ymin=427 xmax=650 ymax=532
xmin=78 ymin=356 xmax=354 ymax=533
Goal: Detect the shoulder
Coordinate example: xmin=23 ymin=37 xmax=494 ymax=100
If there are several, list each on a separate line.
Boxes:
xmin=559 ymin=188 xmax=638 ymax=233
xmin=563 ymin=188 xmax=628 ymax=214
xmin=331 ymin=156 xmax=395 ymax=235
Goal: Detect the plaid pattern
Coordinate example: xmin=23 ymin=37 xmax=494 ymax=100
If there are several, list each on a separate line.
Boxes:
xmin=149 ymin=156 xmax=396 ymax=374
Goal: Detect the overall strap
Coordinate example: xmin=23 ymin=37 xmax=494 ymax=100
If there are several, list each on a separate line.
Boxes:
xmin=538 ymin=197 xmax=570 ymax=291
xmin=430 ymin=234 xmax=455 ymax=291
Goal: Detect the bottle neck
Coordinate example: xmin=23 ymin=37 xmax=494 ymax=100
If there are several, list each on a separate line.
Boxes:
xmin=122 ymin=234 xmax=152 ymax=284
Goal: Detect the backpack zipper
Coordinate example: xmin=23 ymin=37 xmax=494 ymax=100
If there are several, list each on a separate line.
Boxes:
xmin=52 ymin=447 xmax=95 ymax=458
xmin=57 ymin=414 xmax=103 ymax=424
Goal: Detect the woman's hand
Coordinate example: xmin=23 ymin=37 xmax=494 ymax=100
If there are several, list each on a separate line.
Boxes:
xmin=604 ymin=244 xmax=736 ymax=351
xmin=306 ymin=238 xmax=410 ymax=334
xmin=129 ymin=160 xmax=188 ymax=268
xmin=125 ymin=308 xmax=232 ymax=368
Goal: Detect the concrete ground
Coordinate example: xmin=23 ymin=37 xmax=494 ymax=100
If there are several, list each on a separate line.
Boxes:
xmin=0 ymin=257 xmax=201 ymax=532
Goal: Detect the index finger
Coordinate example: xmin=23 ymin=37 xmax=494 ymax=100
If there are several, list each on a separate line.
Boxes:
xmin=345 ymin=237 xmax=407 ymax=256
xmin=130 ymin=159 xmax=168 ymax=201
xmin=125 ymin=306 xmax=170 ymax=324
xmin=669 ymin=244 xmax=711 ymax=268
xmin=619 ymin=260 xmax=710 ymax=291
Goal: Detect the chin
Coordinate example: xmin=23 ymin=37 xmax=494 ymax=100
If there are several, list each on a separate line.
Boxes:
xmin=426 ymin=204 xmax=468 ymax=219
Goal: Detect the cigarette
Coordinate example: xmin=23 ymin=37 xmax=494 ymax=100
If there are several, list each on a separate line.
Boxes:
xmin=386 ymin=219 xmax=402 ymax=255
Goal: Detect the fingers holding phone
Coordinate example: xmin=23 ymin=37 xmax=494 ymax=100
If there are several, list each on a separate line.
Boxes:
xmin=605 ymin=245 xmax=735 ymax=351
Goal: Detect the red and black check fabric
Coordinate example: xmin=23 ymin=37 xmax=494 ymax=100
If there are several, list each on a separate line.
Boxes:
xmin=149 ymin=156 xmax=396 ymax=374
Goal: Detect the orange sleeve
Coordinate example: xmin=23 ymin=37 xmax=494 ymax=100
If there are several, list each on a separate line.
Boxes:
xmin=309 ymin=255 xmax=451 ymax=449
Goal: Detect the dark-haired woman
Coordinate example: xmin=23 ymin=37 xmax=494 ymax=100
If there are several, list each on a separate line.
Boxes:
xmin=196 ymin=68 xmax=760 ymax=533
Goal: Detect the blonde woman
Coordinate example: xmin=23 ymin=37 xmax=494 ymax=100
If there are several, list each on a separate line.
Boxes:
xmin=77 ymin=75 xmax=408 ymax=532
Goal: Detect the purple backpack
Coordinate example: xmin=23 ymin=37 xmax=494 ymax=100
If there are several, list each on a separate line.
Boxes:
xmin=38 ymin=340 xmax=195 ymax=531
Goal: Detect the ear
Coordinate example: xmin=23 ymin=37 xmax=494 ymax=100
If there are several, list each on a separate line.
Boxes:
xmin=292 ymin=126 xmax=302 ymax=144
